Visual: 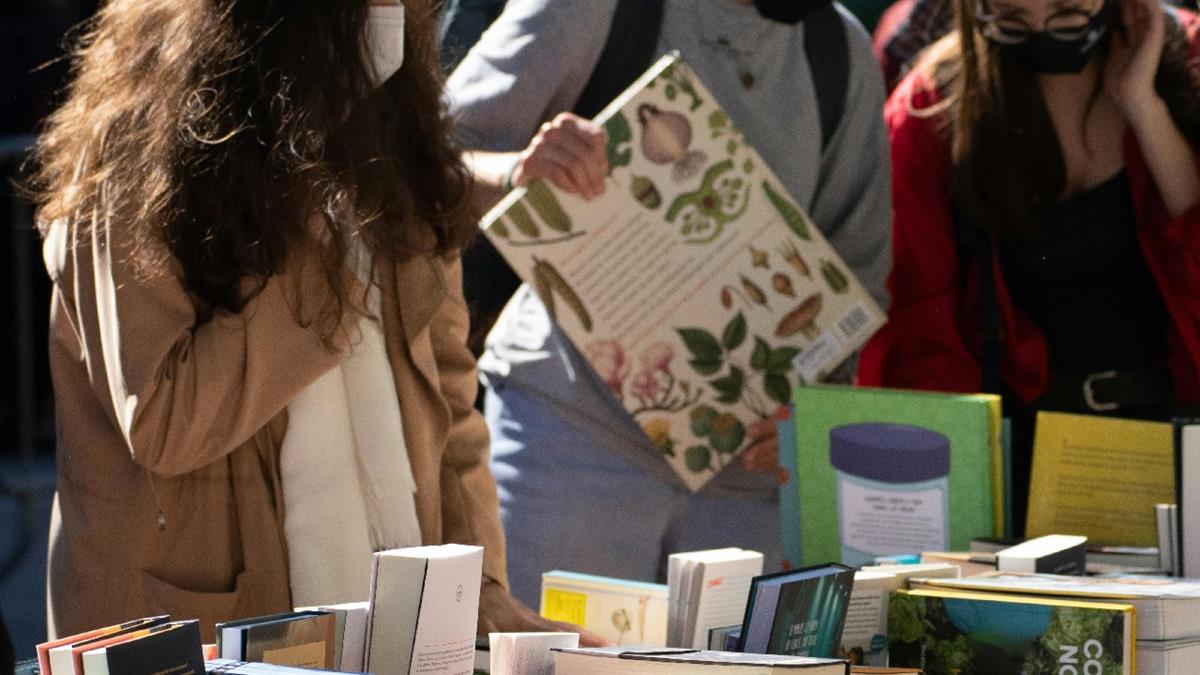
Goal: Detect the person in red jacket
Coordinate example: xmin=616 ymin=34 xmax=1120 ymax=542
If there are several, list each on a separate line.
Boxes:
xmin=859 ymin=0 xmax=1200 ymax=529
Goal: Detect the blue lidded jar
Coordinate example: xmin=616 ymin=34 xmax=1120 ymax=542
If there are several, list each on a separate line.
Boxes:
xmin=830 ymin=423 xmax=951 ymax=567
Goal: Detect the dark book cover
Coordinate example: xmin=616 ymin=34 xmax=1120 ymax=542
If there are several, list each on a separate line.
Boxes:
xmin=103 ymin=621 xmax=204 ymax=675
xmin=740 ymin=563 xmax=855 ymax=658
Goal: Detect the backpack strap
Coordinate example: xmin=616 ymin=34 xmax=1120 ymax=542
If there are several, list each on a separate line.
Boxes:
xmin=572 ymin=0 xmax=667 ymax=119
xmin=803 ymin=3 xmax=850 ymax=150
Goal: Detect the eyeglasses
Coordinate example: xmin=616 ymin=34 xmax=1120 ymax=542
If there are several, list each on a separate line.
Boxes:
xmin=975 ymin=0 xmax=1100 ymax=44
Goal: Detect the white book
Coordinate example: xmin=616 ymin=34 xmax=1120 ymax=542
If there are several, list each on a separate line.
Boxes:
xmin=996 ymin=534 xmax=1088 ymax=575
xmin=858 ymin=562 xmax=962 ymax=582
xmin=1180 ymin=423 xmax=1200 ymax=577
xmin=667 ymin=548 xmax=763 ymax=649
xmin=364 ymin=544 xmax=483 ymax=675
xmin=304 ymin=602 xmax=369 ymax=672
xmin=837 ymin=570 xmax=902 ymax=667
xmin=487 ymin=632 xmax=578 ymax=675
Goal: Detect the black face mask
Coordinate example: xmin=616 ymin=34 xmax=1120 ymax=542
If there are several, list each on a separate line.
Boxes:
xmin=1006 ymin=1 xmax=1115 ymax=74
xmin=754 ymin=0 xmax=832 ymax=23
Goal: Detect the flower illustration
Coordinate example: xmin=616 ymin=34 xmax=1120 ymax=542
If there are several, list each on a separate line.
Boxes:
xmin=585 ymin=339 xmax=630 ymax=395
xmin=638 ymin=342 xmax=675 ymax=374
xmin=631 ymin=370 xmax=663 ymax=399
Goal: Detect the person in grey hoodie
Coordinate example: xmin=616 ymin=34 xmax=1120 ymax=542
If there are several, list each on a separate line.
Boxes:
xmin=447 ymin=0 xmax=892 ymax=607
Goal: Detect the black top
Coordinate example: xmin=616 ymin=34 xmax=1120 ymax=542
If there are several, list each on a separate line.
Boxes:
xmin=997 ymin=171 xmax=1170 ymax=378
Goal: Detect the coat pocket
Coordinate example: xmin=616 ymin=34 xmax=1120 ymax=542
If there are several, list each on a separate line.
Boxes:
xmin=140 ymin=568 xmax=248 ymax=636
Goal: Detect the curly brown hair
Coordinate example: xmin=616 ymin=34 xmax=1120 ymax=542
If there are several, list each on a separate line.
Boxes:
xmin=30 ymin=0 xmax=476 ymax=338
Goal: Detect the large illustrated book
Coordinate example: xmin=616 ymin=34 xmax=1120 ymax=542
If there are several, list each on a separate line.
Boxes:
xmin=481 ymin=54 xmax=886 ymax=491
xmin=888 ymin=588 xmax=1134 ymax=674
xmin=788 ymin=386 xmax=1004 ymax=568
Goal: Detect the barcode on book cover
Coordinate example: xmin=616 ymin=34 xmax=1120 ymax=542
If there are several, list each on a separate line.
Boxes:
xmin=837 ymin=302 xmax=872 ymax=343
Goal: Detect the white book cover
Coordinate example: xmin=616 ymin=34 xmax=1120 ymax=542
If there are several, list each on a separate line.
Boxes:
xmin=837 ymin=570 xmax=902 ymax=667
xmin=365 ymin=544 xmax=483 ymax=675
xmin=306 ymin=602 xmax=368 ymax=673
xmin=686 ymin=551 xmax=763 ymax=649
xmin=1180 ymin=423 xmax=1200 ymax=577
xmin=482 ymin=54 xmax=885 ymax=492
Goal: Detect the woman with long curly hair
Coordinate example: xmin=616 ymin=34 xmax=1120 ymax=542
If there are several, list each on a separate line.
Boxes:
xmin=860 ymin=0 xmax=1200 ymax=528
xmin=30 ymin=0 xmax=582 ymax=640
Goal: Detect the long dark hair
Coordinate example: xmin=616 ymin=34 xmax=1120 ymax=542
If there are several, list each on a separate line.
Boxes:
xmin=914 ymin=1 xmax=1200 ymax=234
xmin=30 ymin=0 xmax=475 ymax=339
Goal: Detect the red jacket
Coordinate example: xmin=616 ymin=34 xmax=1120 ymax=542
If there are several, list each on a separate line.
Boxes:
xmin=858 ymin=27 xmax=1200 ymax=405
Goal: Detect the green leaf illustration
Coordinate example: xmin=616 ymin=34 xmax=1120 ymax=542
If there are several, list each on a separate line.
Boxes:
xmin=750 ymin=337 xmax=771 ymax=372
xmin=768 ymin=346 xmax=801 ymax=373
xmin=722 ymin=313 xmax=747 ymax=352
xmin=710 ymin=366 xmax=745 ymax=404
xmin=665 ymin=84 xmax=678 ymax=100
xmin=604 ymin=112 xmax=634 ymax=172
xmin=685 ymin=445 xmax=713 ymax=473
xmin=689 ymin=358 xmax=723 ymax=376
xmin=678 ymin=328 xmax=722 ymax=362
xmin=764 ymin=372 xmax=792 ymax=405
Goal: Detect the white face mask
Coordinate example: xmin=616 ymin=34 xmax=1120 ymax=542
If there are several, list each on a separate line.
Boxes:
xmin=366 ymin=4 xmax=405 ymax=86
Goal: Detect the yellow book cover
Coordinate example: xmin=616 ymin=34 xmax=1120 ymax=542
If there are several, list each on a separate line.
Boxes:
xmin=540 ymin=571 xmax=668 ymax=647
xmin=1026 ymin=412 xmax=1173 ymax=546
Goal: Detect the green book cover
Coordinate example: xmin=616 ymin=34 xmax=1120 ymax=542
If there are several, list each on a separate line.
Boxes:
xmin=791 ymin=385 xmax=1002 ymax=567
xmin=888 ymin=589 xmax=1134 ymax=674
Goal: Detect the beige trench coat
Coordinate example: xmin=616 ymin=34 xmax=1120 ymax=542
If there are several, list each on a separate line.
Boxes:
xmin=42 ymin=212 xmax=507 ymax=642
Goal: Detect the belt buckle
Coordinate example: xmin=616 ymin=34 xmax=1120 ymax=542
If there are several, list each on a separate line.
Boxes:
xmin=1083 ymin=370 xmax=1119 ymax=413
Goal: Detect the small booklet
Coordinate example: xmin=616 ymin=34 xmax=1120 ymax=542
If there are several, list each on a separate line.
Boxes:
xmin=481 ymin=53 xmax=885 ymax=491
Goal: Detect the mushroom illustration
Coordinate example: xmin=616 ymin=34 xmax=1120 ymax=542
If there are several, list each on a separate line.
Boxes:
xmin=775 ymin=293 xmax=824 ymax=340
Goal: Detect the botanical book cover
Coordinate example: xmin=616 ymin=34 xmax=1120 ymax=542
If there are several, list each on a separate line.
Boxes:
xmin=1027 ymin=412 xmax=1174 ymax=547
xmin=541 ymin=571 xmax=669 ymax=647
xmin=888 ymin=589 xmax=1134 ymax=675
xmin=481 ymin=54 xmax=885 ymax=491
xmin=789 ymin=386 xmax=1004 ymax=568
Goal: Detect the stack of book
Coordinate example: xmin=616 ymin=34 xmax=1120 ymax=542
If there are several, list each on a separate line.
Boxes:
xmin=907 ymin=572 xmax=1200 ymax=673
xmin=37 ymin=617 xmax=204 ymax=675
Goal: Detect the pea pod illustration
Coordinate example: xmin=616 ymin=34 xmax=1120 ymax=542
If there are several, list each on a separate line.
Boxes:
xmin=507 ymin=201 xmax=541 ymax=238
xmin=531 ymin=257 xmax=593 ymax=332
xmin=526 ymin=180 xmax=572 ymax=233
xmin=490 ymin=218 xmax=511 ymax=240
xmin=821 ymin=259 xmax=850 ymax=294
xmin=762 ymin=180 xmax=811 ymax=241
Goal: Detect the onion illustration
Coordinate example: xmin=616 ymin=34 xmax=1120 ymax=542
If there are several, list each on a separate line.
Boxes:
xmin=638 ymin=104 xmax=692 ymax=164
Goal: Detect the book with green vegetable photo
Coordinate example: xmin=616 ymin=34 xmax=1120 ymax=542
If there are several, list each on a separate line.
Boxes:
xmin=481 ymin=54 xmax=886 ymax=491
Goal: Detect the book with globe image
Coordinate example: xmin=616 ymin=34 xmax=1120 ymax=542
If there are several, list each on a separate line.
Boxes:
xmin=888 ymin=588 xmax=1134 ymax=675
xmin=480 ymin=53 xmax=885 ymax=492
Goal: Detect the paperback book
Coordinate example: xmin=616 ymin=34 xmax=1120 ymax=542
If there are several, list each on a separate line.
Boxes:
xmin=667 ymin=547 xmax=764 ymax=648
xmin=541 ymin=570 xmax=668 ymax=647
xmin=481 ymin=54 xmax=885 ymax=492
xmin=1027 ymin=412 xmax=1174 ymax=546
